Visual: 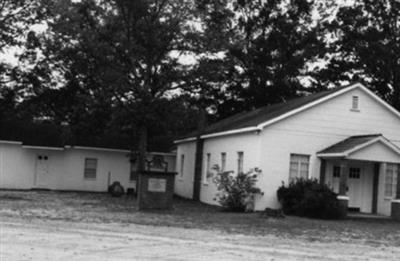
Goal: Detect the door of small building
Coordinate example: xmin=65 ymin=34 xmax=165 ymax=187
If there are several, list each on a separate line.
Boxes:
xmin=348 ymin=167 xmax=363 ymax=210
xmin=35 ymin=155 xmax=50 ymax=188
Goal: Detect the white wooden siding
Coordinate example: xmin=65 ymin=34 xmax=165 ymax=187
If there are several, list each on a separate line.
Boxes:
xmin=174 ymin=141 xmax=196 ymax=199
xmin=199 ymin=132 xmax=261 ymax=206
xmin=257 ymin=88 xmax=400 ymax=211
xmin=0 ymin=144 xmax=175 ymax=192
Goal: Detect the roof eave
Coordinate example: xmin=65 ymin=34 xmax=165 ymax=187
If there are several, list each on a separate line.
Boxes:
xmin=316 ymin=152 xmax=347 ymax=158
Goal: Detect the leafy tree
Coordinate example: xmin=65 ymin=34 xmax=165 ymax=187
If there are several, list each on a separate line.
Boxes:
xmin=192 ymin=0 xmax=325 ymax=119
xmin=41 ymin=0 xmax=198 ymax=166
xmin=0 ymin=0 xmax=49 ymax=120
xmin=318 ymin=0 xmax=400 ymax=110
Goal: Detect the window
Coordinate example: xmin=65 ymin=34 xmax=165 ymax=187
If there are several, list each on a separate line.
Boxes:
xmin=349 ymin=168 xmax=361 ymax=179
xmin=385 ymin=164 xmax=399 ymax=198
xmin=84 ymin=158 xmax=97 ymax=179
xmin=289 ymin=154 xmax=310 ymax=182
xmin=221 ymin=153 xmax=226 ymax=172
xmin=237 ymin=151 xmax=244 ymax=174
xmin=180 ymin=154 xmax=185 ymax=178
xmin=333 ymin=166 xmax=341 ymax=178
xmin=204 ymin=153 xmax=211 ymax=183
xmin=352 ymin=96 xmax=359 ymax=110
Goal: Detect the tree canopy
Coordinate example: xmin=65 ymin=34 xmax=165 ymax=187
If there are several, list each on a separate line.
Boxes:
xmin=318 ymin=0 xmax=400 ymax=111
xmin=1 ymin=0 xmax=400 ymax=155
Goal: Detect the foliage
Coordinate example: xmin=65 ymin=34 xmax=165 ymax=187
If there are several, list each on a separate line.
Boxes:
xmin=277 ymin=178 xmax=344 ymax=219
xmin=0 ymin=0 xmax=50 ymax=119
xmin=212 ymin=166 xmax=263 ymax=212
xmin=13 ymin=0 xmax=201 ymax=153
xmin=318 ymin=0 xmax=400 ymax=110
xmin=192 ymin=0 xmax=325 ymax=119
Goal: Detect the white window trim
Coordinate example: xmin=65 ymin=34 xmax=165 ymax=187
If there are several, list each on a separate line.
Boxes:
xmin=84 ymin=158 xmax=98 ymax=180
xmin=221 ymin=152 xmax=226 ymax=172
xmin=203 ymin=153 xmax=211 ymax=185
xmin=237 ymin=151 xmax=244 ymax=174
xmin=179 ymin=154 xmax=185 ymax=181
xmin=351 ymin=95 xmax=360 ymax=111
xmin=289 ymin=154 xmax=310 ymax=182
xmin=384 ymin=163 xmax=398 ymax=199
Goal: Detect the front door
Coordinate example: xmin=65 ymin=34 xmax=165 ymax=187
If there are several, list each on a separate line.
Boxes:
xmin=35 ymin=155 xmax=50 ymax=188
xmin=348 ymin=167 xmax=363 ymax=210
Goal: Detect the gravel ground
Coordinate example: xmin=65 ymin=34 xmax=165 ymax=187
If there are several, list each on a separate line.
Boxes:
xmin=1 ymin=218 xmax=400 ymax=261
xmin=0 ymin=190 xmax=400 ymax=260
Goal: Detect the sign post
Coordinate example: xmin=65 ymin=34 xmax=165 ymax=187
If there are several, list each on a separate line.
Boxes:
xmin=137 ymin=171 xmax=177 ymax=210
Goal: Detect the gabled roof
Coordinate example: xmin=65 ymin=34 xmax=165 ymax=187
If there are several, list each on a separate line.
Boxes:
xmin=317 ymin=134 xmax=400 ymax=158
xmin=175 ymin=82 xmax=400 ymax=143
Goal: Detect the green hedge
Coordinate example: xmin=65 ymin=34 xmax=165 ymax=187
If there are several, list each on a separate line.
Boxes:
xmin=277 ymin=178 xmax=345 ymax=219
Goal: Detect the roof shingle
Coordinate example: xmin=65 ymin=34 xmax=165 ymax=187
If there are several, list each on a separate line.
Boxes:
xmin=317 ymin=134 xmax=383 ymax=154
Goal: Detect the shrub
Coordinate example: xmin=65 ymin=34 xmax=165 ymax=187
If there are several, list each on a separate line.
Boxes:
xmin=108 ymin=181 xmax=125 ymax=197
xmin=277 ymin=178 xmax=344 ymax=219
xmin=212 ymin=166 xmax=263 ymax=212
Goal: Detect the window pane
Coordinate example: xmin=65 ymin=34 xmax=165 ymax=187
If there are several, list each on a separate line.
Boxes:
xmin=289 ymin=154 xmax=309 ymax=181
xmin=385 ymin=164 xmax=394 ymax=197
xmin=84 ymin=158 xmax=97 ymax=179
xmin=333 ymin=166 xmax=341 ymax=178
xmin=180 ymin=154 xmax=185 ymax=177
xmin=237 ymin=151 xmax=244 ymax=174
xmin=221 ymin=153 xmax=226 ymax=172
xmin=205 ymin=153 xmax=211 ymax=182
xmin=84 ymin=168 xmax=96 ymax=179
xmin=85 ymin=159 xmax=97 ymax=169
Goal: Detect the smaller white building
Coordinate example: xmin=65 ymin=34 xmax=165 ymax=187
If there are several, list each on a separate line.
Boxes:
xmin=0 ymin=134 xmax=175 ymax=192
xmin=175 ymin=83 xmax=400 ymax=216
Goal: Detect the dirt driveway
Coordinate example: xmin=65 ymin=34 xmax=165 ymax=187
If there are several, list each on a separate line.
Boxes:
xmin=1 ymin=217 xmax=400 ymax=261
xmin=1 ymin=191 xmax=400 ymax=260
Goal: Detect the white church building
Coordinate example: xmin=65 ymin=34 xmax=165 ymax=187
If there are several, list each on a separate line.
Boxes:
xmin=174 ymin=83 xmax=400 ymax=217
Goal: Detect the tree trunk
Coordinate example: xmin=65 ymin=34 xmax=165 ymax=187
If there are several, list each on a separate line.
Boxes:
xmin=137 ymin=124 xmax=148 ymax=172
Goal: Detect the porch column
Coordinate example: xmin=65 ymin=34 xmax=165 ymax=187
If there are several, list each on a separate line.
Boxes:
xmin=372 ymin=163 xmax=380 ymax=214
xmin=319 ymin=159 xmax=326 ymax=185
xmin=391 ymin=163 xmax=400 ymax=221
xmin=337 ymin=160 xmax=349 ymax=218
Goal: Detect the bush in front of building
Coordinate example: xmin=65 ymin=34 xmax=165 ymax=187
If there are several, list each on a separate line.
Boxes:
xmin=212 ymin=167 xmax=264 ymax=212
xmin=108 ymin=181 xmax=125 ymax=197
xmin=277 ymin=178 xmax=344 ymax=219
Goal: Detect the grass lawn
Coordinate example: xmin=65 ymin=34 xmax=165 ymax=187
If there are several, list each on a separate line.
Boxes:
xmin=1 ymin=190 xmax=400 ymax=247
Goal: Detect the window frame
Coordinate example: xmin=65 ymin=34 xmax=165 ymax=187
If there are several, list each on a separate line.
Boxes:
xmin=237 ymin=151 xmax=244 ymax=174
xmin=204 ymin=153 xmax=211 ymax=184
xmin=84 ymin=158 xmax=98 ymax=180
xmin=385 ymin=163 xmax=399 ymax=199
xmin=179 ymin=154 xmax=185 ymax=179
xmin=289 ymin=154 xmax=310 ymax=182
xmin=221 ymin=152 xmax=226 ymax=172
xmin=351 ymin=95 xmax=360 ymax=111
xmin=349 ymin=167 xmax=361 ymax=179
xmin=333 ymin=166 xmax=341 ymax=178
